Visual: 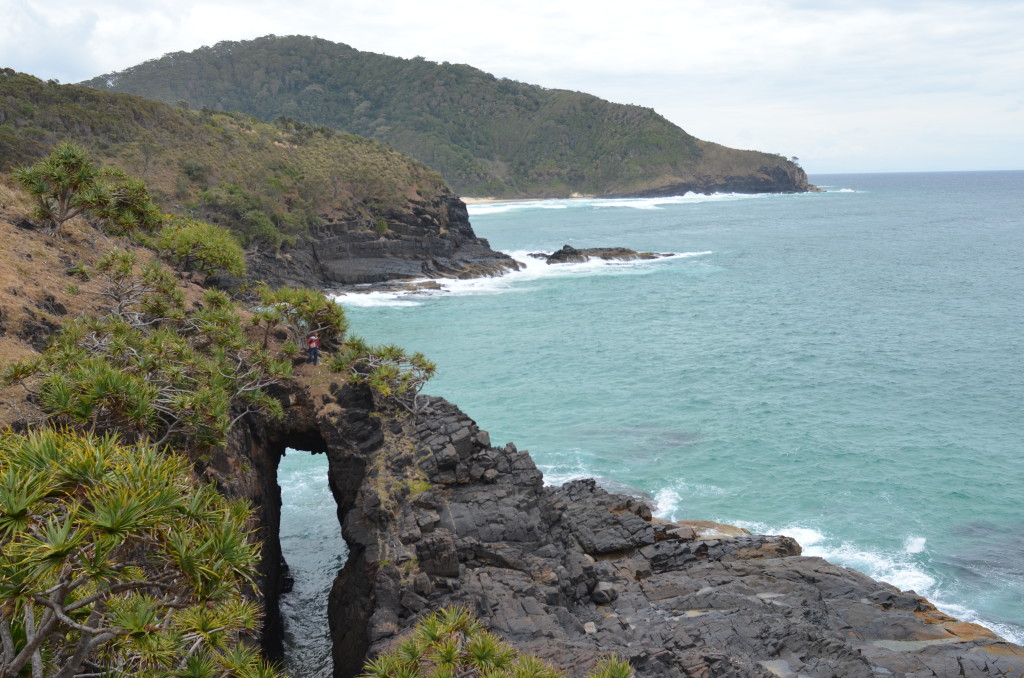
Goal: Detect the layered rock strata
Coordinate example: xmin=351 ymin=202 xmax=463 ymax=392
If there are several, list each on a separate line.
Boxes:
xmin=246 ymin=193 xmax=520 ymax=289
xmin=223 ymin=381 xmax=1023 ymax=678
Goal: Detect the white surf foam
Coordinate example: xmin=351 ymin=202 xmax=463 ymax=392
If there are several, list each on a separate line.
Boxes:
xmin=717 ymin=521 xmax=1024 ymax=644
xmin=904 ymin=536 xmax=927 ymax=554
xmin=331 ymin=291 xmax=424 ymax=308
xmin=466 ymin=193 xmax=769 ymax=216
xmin=330 ymin=249 xmax=711 ymax=308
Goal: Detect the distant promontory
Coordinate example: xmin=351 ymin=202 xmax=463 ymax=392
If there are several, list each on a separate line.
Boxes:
xmin=81 ymin=35 xmax=812 ymax=199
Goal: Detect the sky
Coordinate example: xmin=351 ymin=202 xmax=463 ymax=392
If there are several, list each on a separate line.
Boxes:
xmin=2 ymin=0 xmax=1022 ymax=174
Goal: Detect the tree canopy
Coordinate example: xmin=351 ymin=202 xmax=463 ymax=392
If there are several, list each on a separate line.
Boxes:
xmin=81 ymin=35 xmax=806 ymax=198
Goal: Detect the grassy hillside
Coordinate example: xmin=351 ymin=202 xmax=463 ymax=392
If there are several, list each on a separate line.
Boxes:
xmin=80 ymin=35 xmax=809 ymax=198
xmin=1 ymin=68 xmax=450 ymax=250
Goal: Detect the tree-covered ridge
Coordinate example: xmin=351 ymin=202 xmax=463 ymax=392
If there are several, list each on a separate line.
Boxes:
xmin=80 ymin=35 xmax=809 ymax=198
xmin=0 ymin=68 xmax=450 ymax=250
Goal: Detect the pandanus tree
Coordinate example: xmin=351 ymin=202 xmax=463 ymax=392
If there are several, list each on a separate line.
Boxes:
xmin=3 ymin=250 xmax=288 ymax=449
xmin=0 ymin=429 xmax=282 ymax=678
xmin=361 ymin=606 xmax=633 ymax=678
xmin=13 ymin=143 xmax=164 ymax=238
xmin=12 ymin=142 xmax=104 ymax=236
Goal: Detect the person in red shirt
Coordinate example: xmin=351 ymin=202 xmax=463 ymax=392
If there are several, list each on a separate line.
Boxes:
xmin=306 ymin=332 xmax=320 ymax=365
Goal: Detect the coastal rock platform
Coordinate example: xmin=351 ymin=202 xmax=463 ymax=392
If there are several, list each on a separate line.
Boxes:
xmin=270 ymin=390 xmax=1023 ymax=678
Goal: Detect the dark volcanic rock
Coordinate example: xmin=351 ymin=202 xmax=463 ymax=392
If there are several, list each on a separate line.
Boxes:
xmin=530 ymin=244 xmax=671 ymax=265
xmin=227 ymin=386 xmax=1024 ymax=677
xmin=316 ymin=397 xmax=1024 ymax=678
xmin=246 ymin=192 xmax=520 ymax=289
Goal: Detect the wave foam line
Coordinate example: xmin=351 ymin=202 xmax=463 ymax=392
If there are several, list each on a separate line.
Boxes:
xmin=332 ymin=250 xmax=711 ymax=307
xmin=728 ymin=520 xmax=1024 ymax=645
xmin=467 ymin=193 xmax=770 ymax=216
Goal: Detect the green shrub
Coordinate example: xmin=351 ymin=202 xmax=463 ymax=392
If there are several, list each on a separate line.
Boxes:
xmin=13 ymin=142 xmax=163 ymax=237
xmin=157 ymin=215 xmax=247 ymax=277
xmin=4 ymin=251 xmax=287 ymax=449
xmin=0 ymin=428 xmax=283 ymax=678
xmin=330 ymin=337 xmax=436 ymax=413
xmin=360 ymin=606 xmax=632 ymax=678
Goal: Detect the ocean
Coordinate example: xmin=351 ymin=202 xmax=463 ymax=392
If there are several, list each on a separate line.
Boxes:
xmin=278 ymin=170 xmax=1024 ymax=674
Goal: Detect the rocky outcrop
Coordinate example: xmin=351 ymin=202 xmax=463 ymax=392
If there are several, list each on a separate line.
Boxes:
xmin=246 ymin=192 xmax=520 ymax=289
xmin=229 ymin=386 xmax=1022 ymax=678
xmin=530 ymin=244 xmax=672 ymax=265
xmin=213 ymin=372 xmax=1023 ymax=677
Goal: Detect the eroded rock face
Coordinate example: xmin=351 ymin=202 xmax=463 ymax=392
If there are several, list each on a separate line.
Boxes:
xmin=246 ymin=193 xmax=520 ymax=289
xmin=228 ymin=384 xmax=1023 ymax=677
xmin=317 ymin=396 xmax=1023 ymax=678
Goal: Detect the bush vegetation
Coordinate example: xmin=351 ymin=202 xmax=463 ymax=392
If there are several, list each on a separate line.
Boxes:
xmin=330 ymin=339 xmax=436 ymax=413
xmin=0 ymin=68 xmax=449 ymax=250
xmin=2 ymin=247 xmax=290 ymax=449
xmin=157 ymin=216 xmax=247 ymax=277
xmin=80 ymin=35 xmax=802 ymax=198
xmin=0 ymin=428 xmax=283 ymax=678
xmin=361 ymin=606 xmax=632 ymax=678
xmin=12 ymin=141 xmax=163 ymax=237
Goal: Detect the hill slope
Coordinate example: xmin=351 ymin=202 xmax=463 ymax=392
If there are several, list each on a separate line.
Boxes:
xmin=81 ymin=35 xmax=810 ymax=198
xmin=0 ymin=69 xmax=517 ymax=287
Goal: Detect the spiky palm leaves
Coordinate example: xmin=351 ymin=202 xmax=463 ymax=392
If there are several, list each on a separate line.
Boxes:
xmin=330 ymin=339 xmax=436 ymax=413
xmin=251 ymin=284 xmax=348 ymax=348
xmin=0 ymin=429 xmax=282 ymax=678
xmin=2 ymin=251 xmax=288 ymax=449
xmin=13 ymin=142 xmax=163 ymax=237
xmin=360 ymin=607 xmax=633 ymax=678
xmin=12 ymin=142 xmax=103 ymax=236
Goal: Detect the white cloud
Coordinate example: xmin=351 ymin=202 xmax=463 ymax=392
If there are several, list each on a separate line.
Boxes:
xmin=0 ymin=0 xmax=1021 ymax=173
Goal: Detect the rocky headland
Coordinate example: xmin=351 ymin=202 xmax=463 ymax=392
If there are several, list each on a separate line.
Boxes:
xmin=245 ymin=191 xmax=521 ymax=290
xmin=217 ymin=378 xmax=1024 ymax=678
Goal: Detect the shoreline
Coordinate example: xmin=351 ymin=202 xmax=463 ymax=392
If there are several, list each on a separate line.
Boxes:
xmin=460 ymin=194 xmax=595 ymax=205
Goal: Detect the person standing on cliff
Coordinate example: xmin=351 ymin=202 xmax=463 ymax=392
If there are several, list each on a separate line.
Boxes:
xmin=306 ymin=332 xmax=320 ymax=365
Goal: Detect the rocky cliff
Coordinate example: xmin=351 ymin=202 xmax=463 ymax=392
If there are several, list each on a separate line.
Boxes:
xmin=246 ymin=190 xmax=520 ymax=290
xmin=220 ymin=377 xmax=1024 ymax=677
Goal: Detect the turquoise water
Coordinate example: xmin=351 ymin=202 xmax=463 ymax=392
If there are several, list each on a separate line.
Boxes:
xmin=280 ymin=171 xmax=1024 ymax=664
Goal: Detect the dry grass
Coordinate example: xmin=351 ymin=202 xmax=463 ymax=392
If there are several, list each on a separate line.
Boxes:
xmin=0 ymin=180 xmax=211 ymax=429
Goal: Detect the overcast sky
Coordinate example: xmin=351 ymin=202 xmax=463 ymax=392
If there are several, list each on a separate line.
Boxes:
xmin=2 ymin=0 xmax=1022 ymax=174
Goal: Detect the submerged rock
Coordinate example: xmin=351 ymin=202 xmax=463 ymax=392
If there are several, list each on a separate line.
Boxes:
xmin=530 ymin=244 xmax=672 ymax=265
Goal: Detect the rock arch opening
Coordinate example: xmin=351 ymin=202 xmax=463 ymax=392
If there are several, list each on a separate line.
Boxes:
xmin=278 ymin=448 xmax=348 ymax=678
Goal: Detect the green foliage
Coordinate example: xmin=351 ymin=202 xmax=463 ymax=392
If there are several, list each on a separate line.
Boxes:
xmin=360 ymin=607 xmax=632 ymax=678
xmin=3 ymin=250 xmax=288 ymax=449
xmin=0 ymin=70 xmax=450 ymax=250
xmin=158 ymin=215 xmax=247 ymax=277
xmin=12 ymin=141 xmax=164 ymax=237
xmin=77 ymin=35 xmax=804 ymax=198
xmin=252 ymin=284 xmax=347 ymax=347
xmin=12 ymin=141 xmax=104 ymax=235
xmin=0 ymin=428 xmax=283 ymax=678
xmin=91 ymin=166 xmax=166 ymax=236
xmin=330 ymin=337 xmax=436 ymax=413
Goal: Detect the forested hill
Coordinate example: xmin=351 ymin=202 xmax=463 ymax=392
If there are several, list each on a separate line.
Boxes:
xmin=81 ymin=35 xmax=811 ymax=198
xmin=0 ymin=69 xmax=519 ymax=288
